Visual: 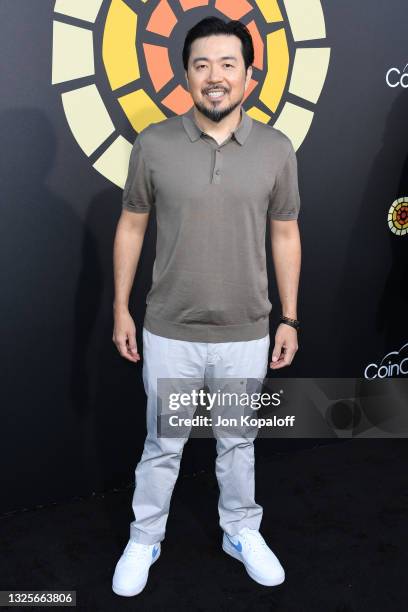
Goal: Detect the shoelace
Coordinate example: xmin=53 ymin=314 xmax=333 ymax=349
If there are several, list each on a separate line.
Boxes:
xmin=124 ymin=542 xmax=153 ymax=559
xmin=239 ymin=529 xmax=269 ymax=556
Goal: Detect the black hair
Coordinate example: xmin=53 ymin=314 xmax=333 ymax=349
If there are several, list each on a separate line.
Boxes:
xmin=182 ymin=16 xmax=254 ymax=72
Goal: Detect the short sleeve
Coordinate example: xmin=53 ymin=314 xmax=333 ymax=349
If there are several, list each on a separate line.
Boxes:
xmin=122 ymin=136 xmax=154 ymax=213
xmin=267 ymin=142 xmax=300 ymax=220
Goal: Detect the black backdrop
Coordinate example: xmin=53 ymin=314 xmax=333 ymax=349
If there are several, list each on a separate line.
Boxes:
xmin=1 ymin=0 xmax=407 ymax=514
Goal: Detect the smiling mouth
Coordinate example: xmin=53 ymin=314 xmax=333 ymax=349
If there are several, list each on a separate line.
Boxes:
xmin=205 ymin=89 xmax=227 ymax=100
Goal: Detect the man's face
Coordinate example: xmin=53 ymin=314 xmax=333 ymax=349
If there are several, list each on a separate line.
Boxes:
xmin=185 ymin=34 xmax=252 ymax=123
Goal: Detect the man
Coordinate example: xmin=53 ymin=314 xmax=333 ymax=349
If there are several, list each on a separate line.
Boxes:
xmin=112 ymin=17 xmax=301 ymax=597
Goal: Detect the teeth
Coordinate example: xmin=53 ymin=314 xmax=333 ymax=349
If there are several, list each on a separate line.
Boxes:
xmin=207 ymin=91 xmax=224 ymax=98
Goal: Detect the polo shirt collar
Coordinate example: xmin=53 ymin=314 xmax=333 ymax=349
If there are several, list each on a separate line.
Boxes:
xmin=182 ymin=105 xmax=252 ymax=145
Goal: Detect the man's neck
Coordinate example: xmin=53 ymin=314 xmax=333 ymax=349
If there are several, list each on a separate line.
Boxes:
xmin=192 ymin=105 xmax=242 ymax=144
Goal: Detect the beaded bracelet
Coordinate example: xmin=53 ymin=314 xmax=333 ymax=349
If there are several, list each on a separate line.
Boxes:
xmin=279 ymin=315 xmax=300 ymax=331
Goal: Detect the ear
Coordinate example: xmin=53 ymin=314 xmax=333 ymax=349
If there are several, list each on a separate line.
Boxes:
xmin=184 ymin=70 xmax=189 ymax=89
xmin=245 ymin=65 xmax=253 ymax=89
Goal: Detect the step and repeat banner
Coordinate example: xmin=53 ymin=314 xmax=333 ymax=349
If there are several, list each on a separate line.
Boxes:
xmin=1 ymin=0 xmax=407 ymax=512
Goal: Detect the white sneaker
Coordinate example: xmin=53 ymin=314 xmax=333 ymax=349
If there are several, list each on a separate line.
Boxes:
xmin=222 ymin=527 xmax=285 ymax=586
xmin=112 ymin=539 xmax=161 ymax=597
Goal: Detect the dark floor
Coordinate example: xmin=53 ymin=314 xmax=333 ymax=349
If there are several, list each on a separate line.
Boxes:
xmin=1 ymin=439 xmax=407 ymax=612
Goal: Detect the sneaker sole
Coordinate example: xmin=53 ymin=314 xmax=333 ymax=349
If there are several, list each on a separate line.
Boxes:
xmin=222 ymin=538 xmax=285 ymax=587
xmin=112 ymin=548 xmax=161 ymax=597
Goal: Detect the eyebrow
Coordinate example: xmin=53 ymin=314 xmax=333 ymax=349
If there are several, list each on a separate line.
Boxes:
xmin=192 ymin=56 xmax=238 ymax=63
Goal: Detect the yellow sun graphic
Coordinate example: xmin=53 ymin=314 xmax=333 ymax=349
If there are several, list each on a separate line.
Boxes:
xmin=52 ymin=0 xmax=331 ymax=188
xmin=388 ymin=197 xmax=408 ymax=236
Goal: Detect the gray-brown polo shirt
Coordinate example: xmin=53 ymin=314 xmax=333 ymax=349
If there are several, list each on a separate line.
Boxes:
xmin=122 ymin=106 xmax=301 ymax=342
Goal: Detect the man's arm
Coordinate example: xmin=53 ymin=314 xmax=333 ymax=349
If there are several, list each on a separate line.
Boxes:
xmin=112 ymin=209 xmax=150 ymax=363
xmin=269 ymin=218 xmax=301 ymax=369
xmin=113 ymin=130 xmax=154 ymax=362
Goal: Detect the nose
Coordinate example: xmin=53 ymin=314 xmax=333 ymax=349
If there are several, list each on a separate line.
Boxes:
xmin=207 ymin=65 xmax=223 ymax=83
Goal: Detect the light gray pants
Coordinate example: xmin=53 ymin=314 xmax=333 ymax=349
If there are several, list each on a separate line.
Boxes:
xmin=130 ymin=327 xmax=270 ymax=544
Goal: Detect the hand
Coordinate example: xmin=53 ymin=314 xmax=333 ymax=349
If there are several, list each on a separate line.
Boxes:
xmin=269 ymin=323 xmax=298 ymax=369
xmin=112 ymin=308 xmax=140 ymax=363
